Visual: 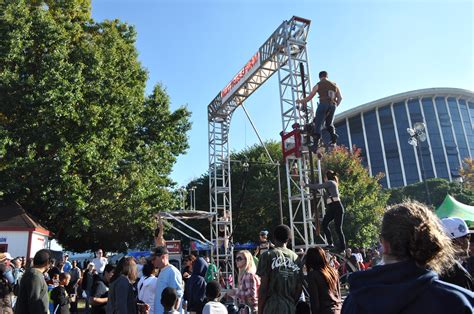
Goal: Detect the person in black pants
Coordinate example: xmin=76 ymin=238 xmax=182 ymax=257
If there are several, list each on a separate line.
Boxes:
xmin=306 ymin=170 xmax=346 ymax=252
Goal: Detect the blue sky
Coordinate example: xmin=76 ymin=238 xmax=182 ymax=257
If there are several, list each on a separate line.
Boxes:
xmin=91 ymin=0 xmax=473 ymax=187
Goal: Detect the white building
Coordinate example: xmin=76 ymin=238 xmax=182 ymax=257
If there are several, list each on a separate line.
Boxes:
xmin=0 ymin=202 xmax=51 ymax=258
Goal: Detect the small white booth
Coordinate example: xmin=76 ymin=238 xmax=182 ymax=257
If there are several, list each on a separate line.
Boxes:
xmin=0 ymin=202 xmax=51 ymax=258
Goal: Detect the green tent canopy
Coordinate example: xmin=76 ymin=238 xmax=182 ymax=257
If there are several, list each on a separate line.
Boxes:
xmin=436 ymin=194 xmax=474 ymax=228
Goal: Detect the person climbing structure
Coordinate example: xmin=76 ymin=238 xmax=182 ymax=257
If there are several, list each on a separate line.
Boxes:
xmin=296 ymin=71 xmax=342 ymax=152
xmin=154 ymin=216 xmax=166 ymax=247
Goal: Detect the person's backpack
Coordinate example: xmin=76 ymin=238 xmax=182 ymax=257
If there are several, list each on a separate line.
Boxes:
xmin=0 ymin=277 xmax=12 ymax=298
xmin=12 ymin=281 xmax=20 ymax=296
xmin=81 ymin=271 xmax=88 ymax=290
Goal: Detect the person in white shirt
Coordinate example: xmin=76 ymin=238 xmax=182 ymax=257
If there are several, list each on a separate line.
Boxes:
xmin=92 ymin=249 xmax=108 ymax=274
xmin=203 ymin=280 xmax=228 ymax=314
xmin=137 ymin=260 xmax=158 ymax=313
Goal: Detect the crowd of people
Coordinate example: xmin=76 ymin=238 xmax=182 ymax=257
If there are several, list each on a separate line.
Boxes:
xmin=1 ymin=200 xmax=474 ymax=313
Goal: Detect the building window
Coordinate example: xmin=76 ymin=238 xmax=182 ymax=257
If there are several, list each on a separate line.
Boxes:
xmin=459 ymin=99 xmax=474 ymax=157
xmin=447 ymin=97 xmax=469 ymax=160
xmin=469 ymin=102 xmax=474 ymax=125
xmin=362 ymin=110 xmax=387 ymax=187
xmin=435 ymin=97 xmax=460 ymax=174
xmin=393 ymin=102 xmax=419 ymax=184
xmin=348 ymin=114 xmax=369 ymax=170
xmin=378 ymin=106 xmax=404 ymax=187
xmin=335 ymin=121 xmax=350 ymax=149
xmin=421 ymin=98 xmax=449 ymax=179
xmin=407 ymin=98 xmax=435 ymax=179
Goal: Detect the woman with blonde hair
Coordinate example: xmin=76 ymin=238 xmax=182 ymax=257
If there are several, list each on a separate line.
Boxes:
xmin=342 ymin=201 xmax=473 ymax=314
xmin=229 ymin=250 xmax=260 ymax=313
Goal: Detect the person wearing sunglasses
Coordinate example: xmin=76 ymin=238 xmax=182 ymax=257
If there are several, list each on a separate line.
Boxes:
xmin=439 ymin=217 xmax=473 ymax=290
xmin=228 ymin=250 xmax=260 ymax=313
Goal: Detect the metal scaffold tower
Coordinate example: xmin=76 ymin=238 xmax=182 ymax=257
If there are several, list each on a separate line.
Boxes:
xmin=208 ymin=16 xmax=324 ymax=286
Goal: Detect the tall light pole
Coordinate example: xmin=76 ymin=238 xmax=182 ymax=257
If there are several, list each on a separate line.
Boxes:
xmin=188 ymin=186 xmax=197 ymax=210
xmin=179 ymin=187 xmax=186 ymax=210
xmin=407 ymin=122 xmax=432 ymax=204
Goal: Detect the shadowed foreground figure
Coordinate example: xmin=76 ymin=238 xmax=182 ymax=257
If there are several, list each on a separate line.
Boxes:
xmin=342 ymin=201 xmax=474 ymax=314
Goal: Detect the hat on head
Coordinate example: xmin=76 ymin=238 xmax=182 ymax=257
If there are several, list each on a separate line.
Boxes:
xmin=259 ymin=230 xmax=269 ymax=236
xmin=0 ymin=252 xmax=13 ymax=263
xmin=441 ymin=217 xmax=469 ymax=239
xmin=154 ymin=246 xmax=169 ymax=257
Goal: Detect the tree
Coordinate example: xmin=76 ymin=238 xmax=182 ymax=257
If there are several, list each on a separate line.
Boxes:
xmin=185 ymin=143 xmax=387 ymax=249
xmin=460 ymin=157 xmax=474 ymax=192
xmin=320 ymin=146 xmax=388 ymax=248
xmin=0 ymin=0 xmax=191 ymax=251
xmin=388 ymin=178 xmax=474 ymax=207
xmin=182 ymin=141 xmax=285 ymax=246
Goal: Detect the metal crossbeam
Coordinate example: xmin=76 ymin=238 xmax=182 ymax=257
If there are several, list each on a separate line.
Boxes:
xmin=208 ymin=16 xmax=323 ymax=287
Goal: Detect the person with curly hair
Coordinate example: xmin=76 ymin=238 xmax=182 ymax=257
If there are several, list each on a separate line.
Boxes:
xmin=342 ymin=201 xmax=474 ymax=314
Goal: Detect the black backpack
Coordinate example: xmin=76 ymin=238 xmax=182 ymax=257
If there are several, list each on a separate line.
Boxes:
xmin=0 ymin=277 xmax=12 ymax=298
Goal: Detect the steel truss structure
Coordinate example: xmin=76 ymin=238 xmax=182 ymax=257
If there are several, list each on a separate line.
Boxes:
xmin=208 ymin=16 xmax=324 ymax=287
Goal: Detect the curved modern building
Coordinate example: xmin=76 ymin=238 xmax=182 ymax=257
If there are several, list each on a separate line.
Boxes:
xmin=333 ymin=88 xmax=474 ymax=188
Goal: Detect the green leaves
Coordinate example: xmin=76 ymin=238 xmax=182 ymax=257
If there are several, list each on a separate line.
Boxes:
xmin=0 ymin=0 xmax=190 ymax=252
xmin=321 ymin=146 xmax=388 ymax=248
xmin=185 ymin=143 xmax=387 ymax=248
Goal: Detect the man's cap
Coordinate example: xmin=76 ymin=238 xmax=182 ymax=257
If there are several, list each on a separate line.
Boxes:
xmin=0 ymin=252 xmax=13 ymax=262
xmin=154 ymin=246 xmax=169 ymax=256
xmin=441 ymin=217 xmax=469 ymax=239
xmin=259 ymin=230 xmax=269 ymax=236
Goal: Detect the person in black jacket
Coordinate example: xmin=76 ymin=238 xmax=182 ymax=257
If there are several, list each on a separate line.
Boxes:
xmin=342 ymin=201 xmax=473 ymax=314
xmin=183 ymin=257 xmax=208 ymax=314
xmin=90 ymin=264 xmax=115 ymax=314
xmin=106 ymin=257 xmax=148 ymax=314
xmin=305 ymin=247 xmax=342 ymax=314
xmin=51 ymin=273 xmax=72 ymax=314
xmin=440 ymin=217 xmax=474 ymax=290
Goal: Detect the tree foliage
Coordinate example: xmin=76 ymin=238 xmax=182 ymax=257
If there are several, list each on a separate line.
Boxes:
xmin=320 ymin=146 xmax=388 ymax=248
xmin=388 ymin=177 xmax=474 ymax=207
xmin=184 ymin=143 xmax=387 ymax=249
xmin=460 ymin=157 xmax=474 ymax=192
xmin=181 ymin=141 xmax=285 ymax=246
xmin=0 ymin=0 xmax=191 ymax=252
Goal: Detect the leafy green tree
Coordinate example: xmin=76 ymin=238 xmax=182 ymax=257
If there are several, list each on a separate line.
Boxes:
xmin=388 ymin=178 xmax=473 ymax=207
xmin=320 ymin=146 xmax=388 ymax=248
xmin=182 ymin=141 xmax=285 ymax=245
xmin=460 ymin=157 xmax=474 ymax=192
xmin=0 ymin=0 xmax=191 ymax=252
xmin=185 ymin=143 xmax=387 ymax=249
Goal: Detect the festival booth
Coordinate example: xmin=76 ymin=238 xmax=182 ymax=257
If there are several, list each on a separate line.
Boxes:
xmin=0 ymin=201 xmax=51 ymax=258
xmin=435 ymin=195 xmax=474 ymax=228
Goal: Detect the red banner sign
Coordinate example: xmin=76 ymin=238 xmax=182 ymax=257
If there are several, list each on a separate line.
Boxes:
xmin=220 ymin=52 xmax=260 ymax=103
xmin=166 ymin=240 xmax=182 ymax=254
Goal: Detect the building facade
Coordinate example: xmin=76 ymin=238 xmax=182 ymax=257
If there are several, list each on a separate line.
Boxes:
xmin=333 ymin=88 xmax=474 ymax=188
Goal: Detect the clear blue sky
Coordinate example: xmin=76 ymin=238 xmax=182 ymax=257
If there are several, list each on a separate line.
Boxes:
xmin=92 ymin=0 xmax=473 ymax=187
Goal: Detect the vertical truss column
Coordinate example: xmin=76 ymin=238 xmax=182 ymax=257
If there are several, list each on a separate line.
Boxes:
xmin=276 ymin=17 xmax=324 ymax=250
xmin=208 ymin=109 xmax=234 ymax=288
